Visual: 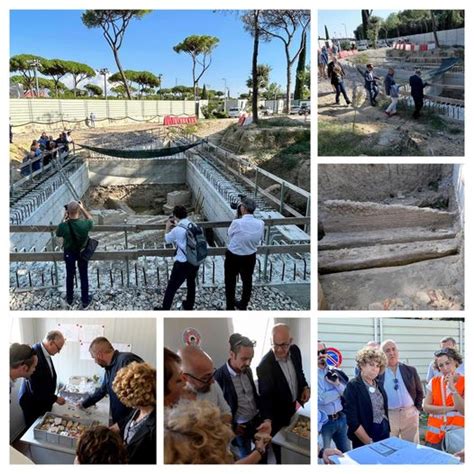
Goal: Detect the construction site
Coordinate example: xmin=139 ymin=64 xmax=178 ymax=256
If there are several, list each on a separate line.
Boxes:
xmin=318 ymin=164 xmax=464 ymax=310
xmin=318 ymin=45 xmax=464 ymax=156
xmin=9 ymin=118 xmax=311 ymax=311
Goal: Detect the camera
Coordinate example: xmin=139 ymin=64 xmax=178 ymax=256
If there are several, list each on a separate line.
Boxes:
xmin=230 ymin=194 xmax=247 ymax=217
xmin=326 ymin=369 xmax=339 ymax=383
xmin=64 ymin=204 xmax=68 ymax=211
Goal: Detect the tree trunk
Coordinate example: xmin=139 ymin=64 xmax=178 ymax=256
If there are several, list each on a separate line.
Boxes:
xmin=285 ymin=48 xmax=292 ymax=114
xmin=251 ymin=11 xmax=260 ymax=125
xmin=192 ymin=59 xmax=199 ymax=118
xmin=294 ymin=31 xmax=306 ymax=100
xmin=430 ymin=11 xmax=440 ymax=48
xmin=113 ymin=47 xmax=132 ymax=100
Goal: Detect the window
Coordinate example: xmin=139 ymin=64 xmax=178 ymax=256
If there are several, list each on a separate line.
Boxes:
xmin=231 ymin=316 xmax=274 ymax=373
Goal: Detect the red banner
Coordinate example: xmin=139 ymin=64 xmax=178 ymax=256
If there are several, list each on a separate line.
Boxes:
xmin=163 ymin=115 xmax=197 ymax=126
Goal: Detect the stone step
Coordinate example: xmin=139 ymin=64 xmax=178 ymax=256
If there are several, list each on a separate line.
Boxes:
xmin=319 ymin=227 xmax=457 ymax=251
xmin=319 ymin=255 xmax=463 ymax=311
xmin=318 ymin=238 xmax=459 ymax=274
xmin=320 ymin=200 xmax=456 ymax=233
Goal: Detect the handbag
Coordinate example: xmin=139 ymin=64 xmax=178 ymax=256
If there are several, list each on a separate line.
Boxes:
xmin=67 ymin=220 xmax=98 ymax=261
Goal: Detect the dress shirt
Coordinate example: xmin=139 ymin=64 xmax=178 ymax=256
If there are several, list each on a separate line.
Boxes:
xmin=276 ymin=354 xmax=298 ymax=402
xmin=318 ymin=367 xmax=345 ymax=415
xmin=383 ymin=365 xmax=414 ymax=409
xmin=165 ymin=218 xmax=190 ymax=262
xmin=227 ymin=214 xmax=264 ymax=255
xmin=40 ymin=343 xmax=54 ymax=376
xmin=226 ymin=362 xmax=258 ymax=424
xmin=195 ymin=382 xmax=232 ymax=416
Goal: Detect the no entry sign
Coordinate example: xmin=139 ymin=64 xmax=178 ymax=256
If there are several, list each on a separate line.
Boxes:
xmin=325 ymin=347 xmax=343 ymax=367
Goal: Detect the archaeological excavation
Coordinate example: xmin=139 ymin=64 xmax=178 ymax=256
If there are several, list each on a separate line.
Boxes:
xmin=10 ymin=124 xmax=311 ymax=311
xmin=318 ymin=164 xmax=464 ymax=310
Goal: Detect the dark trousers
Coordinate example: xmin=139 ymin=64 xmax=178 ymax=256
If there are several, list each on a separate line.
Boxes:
xmin=162 ymin=261 xmax=199 ymax=310
xmin=64 ymin=250 xmax=89 ymax=305
xmin=372 ymin=418 xmax=390 ymax=442
xmin=225 ymin=250 xmax=257 ymax=310
xmin=233 ymin=415 xmax=266 ymax=460
xmin=412 ymin=96 xmax=424 ymax=118
xmin=335 ymin=81 xmax=350 ymax=104
xmin=367 ymin=84 xmax=379 ymax=104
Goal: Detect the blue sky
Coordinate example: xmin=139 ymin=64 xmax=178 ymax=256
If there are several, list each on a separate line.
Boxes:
xmin=10 ymin=10 xmax=310 ymax=96
xmin=318 ymin=10 xmax=400 ymax=39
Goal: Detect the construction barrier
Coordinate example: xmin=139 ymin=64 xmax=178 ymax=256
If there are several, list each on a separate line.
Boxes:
xmin=163 ymin=115 xmax=197 ymax=126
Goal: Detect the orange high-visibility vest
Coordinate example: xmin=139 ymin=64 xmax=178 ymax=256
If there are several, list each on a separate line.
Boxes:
xmin=425 ymin=375 xmax=464 ymax=445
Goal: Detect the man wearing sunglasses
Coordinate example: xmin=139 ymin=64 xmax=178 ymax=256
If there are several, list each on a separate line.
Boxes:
xmin=19 ymin=330 xmax=66 ymax=427
xmin=317 ymin=340 xmax=350 ymax=453
xmin=379 ymin=339 xmax=423 ymax=443
xmin=257 ymin=324 xmax=310 ymax=463
xmin=179 ymin=345 xmax=231 ymax=419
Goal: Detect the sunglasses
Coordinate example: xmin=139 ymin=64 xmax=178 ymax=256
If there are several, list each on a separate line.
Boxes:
xmin=393 ymin=377 xmax=399 ymax=391
xmin=184 ymin=368 xmax=216 ymax=385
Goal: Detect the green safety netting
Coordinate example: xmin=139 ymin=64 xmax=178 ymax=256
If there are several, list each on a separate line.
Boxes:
xmin=76 ymin=140 xmax=205 ymax=159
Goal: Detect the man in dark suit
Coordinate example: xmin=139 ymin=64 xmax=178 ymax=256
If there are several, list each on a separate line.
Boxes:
xmin=19 ymin=330 xmax=66 ymax=427
xmin=215 ymin=333 xmax=271 ymax=459
xmin=379 ymin=339 xmax=423 ymax=443
xmin=409 ymin=69 xmax=428 ymax=118
xmin=80 ymin=337 xmax=143 ymax=424
xmin=257 ymin=323 xmax=310 ymax=462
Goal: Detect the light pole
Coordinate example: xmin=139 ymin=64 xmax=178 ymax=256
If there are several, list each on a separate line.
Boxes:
xmin=222 ymin=78 xmax=227 ymax=113
xmin=99 ymin=68 xmax=109 ymax=99
xmin=29 ymin=59 xmax=41 ymax=97
xmin=342 ymin=23 xmax=348 ymax=38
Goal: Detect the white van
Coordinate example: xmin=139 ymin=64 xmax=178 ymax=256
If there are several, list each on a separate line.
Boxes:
xmin=357 ymin=40 xmax=369 ymax=51
xmin=228 ymin=107 xmax=244 ymax=118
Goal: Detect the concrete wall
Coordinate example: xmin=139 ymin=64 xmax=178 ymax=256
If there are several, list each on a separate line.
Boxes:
xmin=88 ymin=158 xmax=186 ymax=186
xmin=186 ymin=160 xmax=235 ymax=244
xmin=390 ymin=28 xmax=464 ymax=47
xmin=10 ymin=99 xmax=197 ymax=128
xmin=10 ymin=317 xmax=156 ymax=441
xmin=10 ymin=163 xmax=89 ymax=251
xmin=452 ymin=164 xmax=464 ymax=226
xmin=318 ymin=317 xmax=464 ymax=383
xmin=318 ymin=164 xmax=450 ymax=203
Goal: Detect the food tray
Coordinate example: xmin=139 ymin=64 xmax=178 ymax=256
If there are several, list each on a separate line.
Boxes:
xmin=33 ymin=412 xmax=97 ymax=449
xmin=284 ymin=414 xmax=310 ymax=450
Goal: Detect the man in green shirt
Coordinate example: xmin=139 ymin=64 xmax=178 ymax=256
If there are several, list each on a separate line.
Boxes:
xmin=56 ymin=200 xmax=93 ymax=308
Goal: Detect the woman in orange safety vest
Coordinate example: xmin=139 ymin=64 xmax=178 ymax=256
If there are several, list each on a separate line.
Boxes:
xmin=423 ymin=348 xmax=464 ymax=450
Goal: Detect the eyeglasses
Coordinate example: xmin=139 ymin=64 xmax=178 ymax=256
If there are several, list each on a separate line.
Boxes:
xmin=184 ymin=368 xmax=216 ymax=385
xmin=318 ymin=349 xmax=327 ymax=355
xmin=435 ymin=349 xmax=452 ymax=357
xmin=272 ymin=343 xmax=290 ymax=350
xmin=52 ymin=340 xmax=63 ymax=353
xmin=232 ymin=339 xmax=256 ymax=349
xmin=393 ymin=377 xmax=399 ymax=391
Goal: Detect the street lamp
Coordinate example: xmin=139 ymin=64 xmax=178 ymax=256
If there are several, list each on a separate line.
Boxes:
xmin=222 ymin=77 xmax=227 ymax=112
xmin=29 ymin=59 xmax=41 ymax=97
xmin=99 ymin=68 xmax=109 ymax=100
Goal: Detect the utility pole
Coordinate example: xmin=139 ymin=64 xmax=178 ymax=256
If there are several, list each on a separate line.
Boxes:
xmin=30 ymin=59 xmax=41 ymax=97
xmin=99 ymin=68 xmax=109 ymax=99
xmin=222 ymin=77 xmax=227 ymax=113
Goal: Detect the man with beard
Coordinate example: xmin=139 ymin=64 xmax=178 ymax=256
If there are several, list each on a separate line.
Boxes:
xmin=379 ymin=339 xmax=423 ymax=443
xmin=80 ymin=337 xmax=143 ymax=424
xmin=317 ymin=340 xmax=350 ymax=452
xmin=215 ymin=333 xmax=272 ymax=459
xmin=178 ymin=345 xmax=231 ymax=419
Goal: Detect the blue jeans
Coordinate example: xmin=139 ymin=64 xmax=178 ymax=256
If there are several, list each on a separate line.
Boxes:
xmin=64 ymin=250 xmax=89 ymax=305
xmin=336 ymin=81 xmax=350 ymax=104
xmin=233 ymin=434 xmax=252 ymax=458
xmin=321 ymin=413 xmax=351 ymax=452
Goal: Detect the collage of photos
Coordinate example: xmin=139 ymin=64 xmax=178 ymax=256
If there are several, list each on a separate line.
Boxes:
xmin=6 ymin=4 xmax=466 ymax=471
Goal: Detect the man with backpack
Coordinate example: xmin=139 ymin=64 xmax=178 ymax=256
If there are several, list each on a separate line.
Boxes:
xmin=225 ymin=197 xmax=264 ymax=310
xmin=159 ymin=205 xmax=207 ymax=310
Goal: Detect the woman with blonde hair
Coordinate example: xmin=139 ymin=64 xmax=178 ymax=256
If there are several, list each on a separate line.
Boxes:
xmin=164 ymin=399 xmax=271 ymax=464
xmin=112 ymin=362 xmax=156 ymax=464
xmin=343 ymin=348 xmax=390 ymax=448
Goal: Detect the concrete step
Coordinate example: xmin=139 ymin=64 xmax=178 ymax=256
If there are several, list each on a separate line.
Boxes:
xmin=320 ymin=200 xmax=456 ymax=233
xmin=319 ymin=255 xmax=463 ymax=310
xmin=318 ymin=238 xmax=459 ymax=274
xmin=319 ymin=227 xmax=456 ymax=250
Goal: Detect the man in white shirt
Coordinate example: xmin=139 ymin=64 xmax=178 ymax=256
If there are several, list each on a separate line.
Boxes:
xmin=159 ymin=206 xmax=199 ymax=310
xmin=426 ymin=336 xmax=464 ymax=382
xmin=225 ymin=197 xmax=264 ymax=310
xmin=178 ymin=345 xmax=232 ymax=421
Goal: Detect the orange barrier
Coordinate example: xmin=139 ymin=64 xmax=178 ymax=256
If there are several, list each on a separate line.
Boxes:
xmin=163 ymin=115 xmax=197 ymax=125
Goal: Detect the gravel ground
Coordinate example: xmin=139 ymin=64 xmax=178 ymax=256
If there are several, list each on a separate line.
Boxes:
xmin=10 ymin=285 xmax=307 ymax=311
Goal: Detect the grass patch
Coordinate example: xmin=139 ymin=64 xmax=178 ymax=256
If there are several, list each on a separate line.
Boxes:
xmin=318 ymin=121 xmax=366 ymax=156
xmin=256 ymin=117 xmax=308 ymax=128
xmin=264 ymin=134 xmax=310 ymax=171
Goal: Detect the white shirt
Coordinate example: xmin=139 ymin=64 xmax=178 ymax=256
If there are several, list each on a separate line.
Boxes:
xmin=276 ymin=354 xmax=299 ymax=402
xmin=227 ymin=214 xmax=264 ymax=256
xmin=165 ymin=218 xmax=191 ymax=262
xmin=195 ymin=382 xmax=232 ymax=416
xmin=40 ymin=343 xmax=54 ymax=376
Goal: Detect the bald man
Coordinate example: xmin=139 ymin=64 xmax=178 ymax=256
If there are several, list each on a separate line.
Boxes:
xmin=257 ymin=324 xmax=310 ymax=436
xmin=19 ymin=331 xmax=66 ymax=427
xmin=80 ymin=337 xmax=143 ymax=424
xmin=56 ymin=200 xmax=94 ymax=308
xmin=179 ymin=345 xmax=231 ymax=418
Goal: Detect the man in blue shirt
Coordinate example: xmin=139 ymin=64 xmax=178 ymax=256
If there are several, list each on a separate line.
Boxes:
xmin=379 ymin=339 xmax=423 ymax=443
xmin=317 ymin=341 xmax=350 ymax=452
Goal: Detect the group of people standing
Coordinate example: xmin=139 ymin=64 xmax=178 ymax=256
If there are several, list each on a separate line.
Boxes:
xmin=164 ymin=323 xmax=310 ymax=464
xmin=10 ymin=332 xmax=156 ymax=464
xmin=318 ymin=336 xmax=464 ymax=463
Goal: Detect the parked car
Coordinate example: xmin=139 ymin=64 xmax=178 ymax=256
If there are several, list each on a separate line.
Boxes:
xmin=298 ymin=104 xmax=311 ymax=115
xmin=259 ymin=106 xmax=274 ymax=116
xmin=289 ymin=105 xmax=301 ymax=115
xmin=228 ymin=107 xmax=244 ymax=118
